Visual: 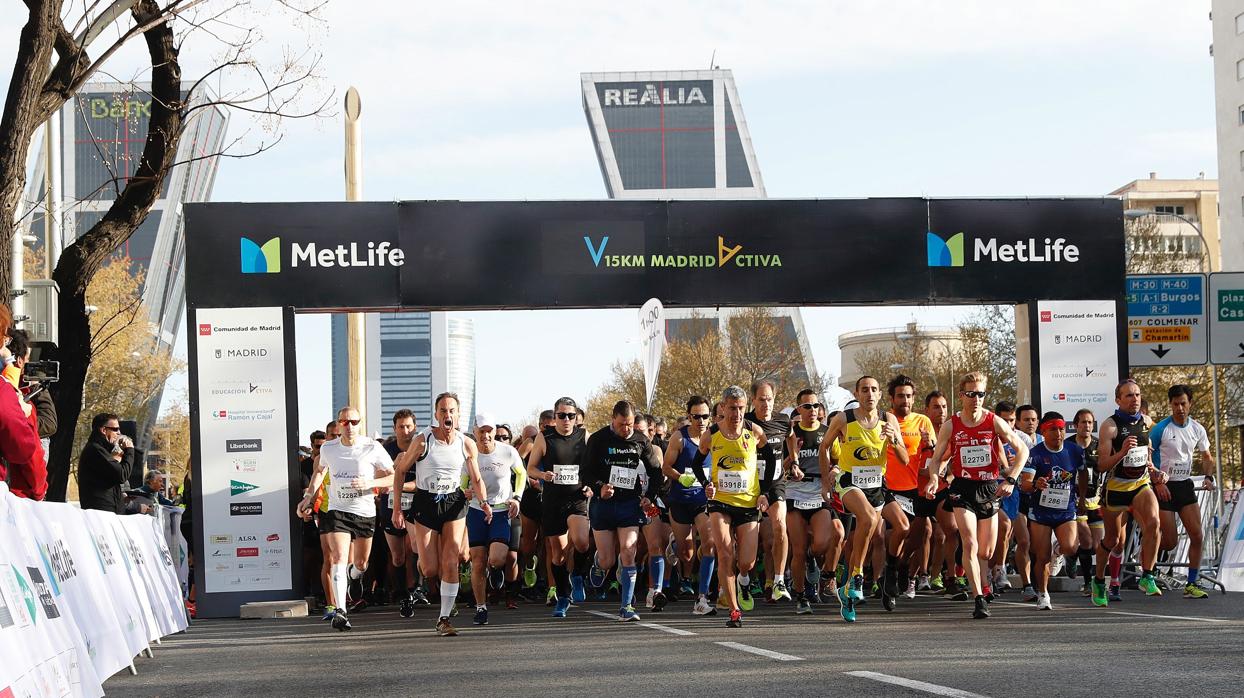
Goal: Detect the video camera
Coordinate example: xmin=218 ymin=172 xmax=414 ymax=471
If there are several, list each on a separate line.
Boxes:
xmin=23 ymin=360 xmax=59 ymax=384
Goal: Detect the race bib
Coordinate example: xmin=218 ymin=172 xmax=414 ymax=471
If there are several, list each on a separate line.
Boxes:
xmin=400 ymin=492 xmax=414 ymax=510
xmin=853 ymin=465 xmax=883 ymax=489
xmin=1123 ymin=446 xmax=1148 ymax=468
xmin=553 ymin=464 xmax=579 ymax=485
xmin=892 ymin=493 xmax=914 ymax=516
xmin=430 ymin=474 xmax=457 ymax=495
xmin=960 ymin=444 xmax=991 ymax=471
xmin=609 ymin=466 xmax=637 ymax=489
xmin=1039 ymin=487 xmax=1071 ymax=510
xmin=794 ymin=499 xmax=823 ymax=511
xmin=1168 ymin=461 xmax=1192 ymax=479
xmin=717 ymin=471 xmax=747 ymax=494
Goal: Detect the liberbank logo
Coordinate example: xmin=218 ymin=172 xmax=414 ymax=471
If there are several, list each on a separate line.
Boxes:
xmin=240 ymin=235 xmax=404 ymax=273
xmin=926 ymin=231 xmax=1080 ymax=267
xmin=583 ymin=235 xmax=781 ymax=269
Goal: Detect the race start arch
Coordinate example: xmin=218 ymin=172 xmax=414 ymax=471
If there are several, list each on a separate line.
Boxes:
xmin=183 ymin=197 xmax=1127 ymax=616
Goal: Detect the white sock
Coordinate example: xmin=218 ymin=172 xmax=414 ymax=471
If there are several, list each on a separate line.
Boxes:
xmin=738 ymin=573 xmax=750 ymax=587
xmin=330 ymin=564 xmax=347 ymax=613
xmin=348 ymin=564 xmax=363 ymax=581
xmin=440 ymin=582 xmax=460 ymax=619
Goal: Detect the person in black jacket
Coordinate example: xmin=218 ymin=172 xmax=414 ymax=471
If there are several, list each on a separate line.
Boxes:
xmin=78 ymin=412 xmax=134 ymax=513
xmin=7 ymin=329 xmax=56 ymax=440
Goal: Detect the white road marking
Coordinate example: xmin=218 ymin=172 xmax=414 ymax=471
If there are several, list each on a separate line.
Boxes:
xmin=1106 ymin=611 xmax=1230 ymax=623
xmin=844 ymin=671 xmax=991 ymax=698
xmin=584 ymin=609 xmax=698 ymax=634
xmin=714 ymin=641 xmax=803 ymax=661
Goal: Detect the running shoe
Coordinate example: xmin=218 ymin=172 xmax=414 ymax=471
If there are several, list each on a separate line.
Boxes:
xmin=570 ymin=575 xmax=587 ymax=603
xmin=883 ymin=566 xmax=899 ymax=599
xmin=321 ymin=605 xmax=337 ymax=622
xmin=589 ymin=557 xmax=608 ymax=588
xmin=972 ymin=595 xmax=990 ymax=619
xmin=1064 ymin=555 xmax=1079 ymax=579
xmin=651 ymin=590 xmax=667 ymax=612
xmin=917 ymin=574 xmax=932 ymax=591
xmin=929 ymin=575 xmax=944 ymax=592
xmin=1108 ymin=584 xmax=1122 ymax=603
xmin=726 ymin=609 xmax=743 ymax=628
xmin=331 ymin=609 xmax=352 ymax=631
xmin=849 ymin=574 xmax=865 ymax=601
xmin=1138 ymin=573 xmax=1162 ymax=597
xmin=472 ymin=606 xmax=489 ymax=625
xmin=410 ymin=588 xmax=430 ymax=606
xmin=869 ymin=580 xmax=881 ymax=599
xmin=1050 ymin=555 xmax=1065 ymax=578
xmin=763 ymin=584 xmax=775 ymax=604
xmin=795 ymin=596 xmax=813 ymax=615
xmin=771 ymin=580 xmax=792 ymax=602
xmin=1021 ymin=585 xmax=1038 ymax=602
xmin=1183 ymin=583 xmax=1209 ymax=599
xmin=398 ymin=595 xmax=415 ymax=618
xmin=806 ymin=556 xmax=822 ymax=589
xmin=436 ymin=616 xmax=458 ymax=636
xmin=836 ymin=584 xmax=856 ymax=623
xmin=1090 ymin=578 xmax=1108 ymax=607
xmin=679 ymin=579 xmax=696 ymax=598
xmin=903 ymin=579 xmax=918 ymax=600
xmin=693 ymin=596 xmax=717 ymax=616
xmin=505 ymin=595 xmax=519 ymax=610
xmin=591 ymin=586 xmax=608 ymax=602
xmin=716 ymin=592 xmax=731 ymax=610
xmin=552 ymin=596 xmax=571 ymax=618
xmin=545 ymin=587 xmax=557 ymax=607
xmin=806 ymin=586 xmax=823 ymax=605
xmin=488 ymin=567 xmax=505 ymax=590
xmin=645 ymin=588 xmax=657 ymax=610
xmin=619 ymin=605 xmax=640 ymax=622
xmin=998 ymin=569 xmax=1014 ymax=590
xmin=523 ymin=558 xmax=538 ymax=588
xmin=1036 ymin=593 xmax=1053 ymax=611
xmin=738 ymin=584 xmax=755 ymax=611
xmin=1080 ymin=583 xmax=1092 ymax=597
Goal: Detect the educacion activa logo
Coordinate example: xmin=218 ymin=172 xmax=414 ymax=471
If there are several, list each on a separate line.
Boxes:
xmin=583 ymin=234 xmax=781 ymax=269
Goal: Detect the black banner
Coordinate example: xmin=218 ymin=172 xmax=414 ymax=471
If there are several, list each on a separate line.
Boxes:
xmin=185 ymin=198 xmax=1124 ymax=310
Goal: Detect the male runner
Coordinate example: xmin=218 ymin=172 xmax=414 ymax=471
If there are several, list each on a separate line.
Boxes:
xmin=380 ymin=409 xmax=425 ymax=616
xmin=1091 ymin=380 xmax=1165 ymax=605
xmin=785 ymin=389 xmax=842 ymax=614
xmin=1012 ymin=404 xmax=1039 ymax=600
xmin=467 ymin=413 xmax=525 ymax=625
xmin=584 ymin=401 xmax=664 ymax=621
xmin=881 ymin=375 xmax=934 ymax=603
xmin=298 ymin=407 xmax=394 ymax=631
xmin=690 ymin=386 xmax=775 ymax=627
xmin=634 ymin=413 xmax=672 ymax=610
xmin=1020 ymin=411 xmax=1085 ymax=610
xmin=1071 ymin=409 xmax=1104 ymax=596
xmin=822 ymin=376 xmax=908 ymax=621
xmin=391 ymin=393 xmax=490 ymax=636
xmin=911 ymin=391 xmax=952 ymax=593
xmin=1152 ymin=384 xmax=1215 ymax=599
xmin=516 ymin=410 xmax=554 ymax=596
xmin=663 ymin=396 xmax=716 ymax=615
xmin=527 ymin=397 xmax=592 ymax=617
xmin=922 ymin=372 xmax=1028 ymax=619
xmin=746 ymin=380 xmax=791 ymax=604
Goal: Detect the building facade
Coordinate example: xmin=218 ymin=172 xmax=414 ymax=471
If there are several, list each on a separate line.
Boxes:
xmin=1110 ymin=173 xmax=1220 ymax=272
xmin=1212 ymin=1 xmax=1244 ymax=272
xmin=838 ymin=323 xmax=962 ymax=395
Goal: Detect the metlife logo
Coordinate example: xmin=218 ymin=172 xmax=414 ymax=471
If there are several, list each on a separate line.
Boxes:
xmin=926 ymin=231 xmax=1080 ymax=267
xmin=240 ymin=235 xmax=405 ymax=273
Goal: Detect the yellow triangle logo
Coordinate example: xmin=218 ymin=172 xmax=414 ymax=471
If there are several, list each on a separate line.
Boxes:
xmin=717 ymin=236 xmax=742 ymax=267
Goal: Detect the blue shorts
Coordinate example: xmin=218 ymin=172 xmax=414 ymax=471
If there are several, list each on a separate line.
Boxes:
xmin=1029 ymin=510 xmax=1076 ymax=528
xmin=999 ymin=486 xmax=1020 ymax=520
xmin=590 ymin=497 xmax=644 ymax=531
xmin=466 ymin=507 xmax=513 ymax=548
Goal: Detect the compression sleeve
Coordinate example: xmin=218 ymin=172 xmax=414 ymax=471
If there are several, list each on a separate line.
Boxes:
xmin=643 ymin=445 xmax=664 ymax=500
xmin=690 ymin=448 xmax=710 ymax=487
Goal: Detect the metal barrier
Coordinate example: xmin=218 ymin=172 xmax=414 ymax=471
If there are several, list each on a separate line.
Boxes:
xmin=1130 ymin=476 xmax=1229 ymax=592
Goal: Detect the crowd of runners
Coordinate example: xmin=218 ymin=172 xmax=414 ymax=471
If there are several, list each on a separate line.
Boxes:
xmin=294 ymin=372 xmax=1218 ymax=635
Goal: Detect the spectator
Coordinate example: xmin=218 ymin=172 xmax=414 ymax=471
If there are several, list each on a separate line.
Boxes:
xmin=0 ymin=304 xmax=39 ymax=495
xmin=125 ymin=470 xmax=174 ymax=514
xmin=78 ymin=413 xmax=135 ymax=513
xmin=3 ymin=328 xmax=52 ymax=499
xmin=6 ymin=329 xmax=56 ymax=439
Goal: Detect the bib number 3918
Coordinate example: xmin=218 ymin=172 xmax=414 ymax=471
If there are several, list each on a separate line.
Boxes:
xmin=717 ymin=471 xmax=747 ymax=494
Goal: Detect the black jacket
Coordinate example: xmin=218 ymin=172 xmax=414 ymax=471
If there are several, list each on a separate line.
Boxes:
xmin=77 ymin=432 xmax=134 ymax=514
xmin=28 ymin=386 xmax=56 ymax=439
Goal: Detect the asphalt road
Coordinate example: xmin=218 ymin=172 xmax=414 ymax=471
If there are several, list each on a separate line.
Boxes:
xmin=105 ymin=587 xmax=1244 ymax=697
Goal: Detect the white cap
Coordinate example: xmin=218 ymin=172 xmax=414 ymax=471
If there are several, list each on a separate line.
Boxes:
xmin=475 ymin=413 xmax=497 ymax=430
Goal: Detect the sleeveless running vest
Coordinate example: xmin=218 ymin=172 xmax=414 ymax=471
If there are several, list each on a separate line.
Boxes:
xmin=415 ymin=430 xmax=468 ymax=495
xmin=541 ymin=427 xmax=587 ymax=497
xmin=788 ymin=422 xmax=828 ymax=501
xmin=1106 ymin=413 xmax=1150 ymax=492
xmin=668 ymin=425 xmax=706 ymax=504
xmin=950 ymin=411 xmax=1000 ymax=481
xmin=708 ymin=422 xmax=760 ymax=508
xmin=838 ymin=410 xmax=888 ymax=473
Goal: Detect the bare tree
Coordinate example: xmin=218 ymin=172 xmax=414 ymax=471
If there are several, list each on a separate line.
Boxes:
xmin=0 ymin=1 xmax=330 ymax=501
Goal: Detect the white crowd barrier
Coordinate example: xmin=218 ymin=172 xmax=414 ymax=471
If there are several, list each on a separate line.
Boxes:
xmin=0 ymin=483 xmax=188 ymax=697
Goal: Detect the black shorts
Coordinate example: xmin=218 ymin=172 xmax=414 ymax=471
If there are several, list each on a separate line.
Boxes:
xmin=836 ymin=472 xmax=885 ymax=510
xmin=1017 ymin=493 xmax=1032 ymax=518
xmin=410 ymin=490 xmax=468 ymax=532
xmin=947 ymin=478 xmax=999 ymax=519
xmin=1105 ymin=484 xmax=1152 ymax=511
xmin=1159 ymin=479 xmax=1199 ymax=512
xmin=668 ymin=499 xmax=707 ymax=526
xmin=591 ymin=497 xmax=644 ymax=531
xmin=379 ymin=492 xmax=411 ymax=537
xmin=707 ymin=500 xmax=762 ymax=527
xmin=541 ymin=494 xmax=589 ymax=537
xmin=914 ymin=488 xmax=948 ymax=518
xmin=786 ymin=499 xmax=835 ymax=522
xmin=766 ymin=479 xmax=787 ymax=503
xmin=519 ymin=485 xmax=543 ymax=522
xmin=1086 ymin=507 xmax=1103 ymax=525
xmin=319 ymin=510 xmax=375 ymax=539
xmin=884 ymin=488 xmax=920 ymax=518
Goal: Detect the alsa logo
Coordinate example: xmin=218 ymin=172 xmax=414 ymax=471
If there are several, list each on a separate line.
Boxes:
xmin=240 ymin=236 xmax=404 ymax=273
xmin=583 ymin=235 xmax=781 ymax=269
xmin=230 ymin=480 xmax=258 ymax=496
xmin=927 ymin=231 xmax=1080 ymax=267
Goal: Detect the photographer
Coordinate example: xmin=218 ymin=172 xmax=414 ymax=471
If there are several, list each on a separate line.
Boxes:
xmin=0 ymin=306 xmax=40 ymax=498
xmin=5 ymin=329 xmax=56 ymax=441
xmin=78 ymin=412 xmax=135 ymax=513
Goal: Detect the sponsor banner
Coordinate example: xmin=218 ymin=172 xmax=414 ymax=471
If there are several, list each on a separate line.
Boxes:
xmin=0 ymin=484 xmax=184 ymax=698
xmin=639 ymin=298 xmax=665 ymax=410
xmin=194 ymin=306 xmax=292 ymax=595
xmin=184 ymin=199 xmax=1124 ymax=310
xmin=1036 ymin=300 xmax=1120 ymax=428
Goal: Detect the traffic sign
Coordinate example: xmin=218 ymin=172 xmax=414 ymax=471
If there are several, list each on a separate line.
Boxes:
xmin=1210 ymin=272 xmax=1244 ymax=364
xmin=1126 ymin=274 xmax=1207 ymax=366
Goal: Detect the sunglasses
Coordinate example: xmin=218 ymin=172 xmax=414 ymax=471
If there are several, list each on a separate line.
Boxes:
xmin=689 ymin=414 xmax=711 ymax=421
xmin=103 ymin=426 xmax=121 ymax=432
xmin=338 ymin=418 xmax=361 ymax=426
xmin=555 ymin=412 xmax=576 ymax=420
xmin=961 ymin=391 xmax=986 ymax=399
xmin=799 ymin=402 xmax=822 ymax=410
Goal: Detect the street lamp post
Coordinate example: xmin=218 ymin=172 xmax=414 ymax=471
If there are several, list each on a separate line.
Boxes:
xmin=1123 ymin=208 xmax=1226 ymax=515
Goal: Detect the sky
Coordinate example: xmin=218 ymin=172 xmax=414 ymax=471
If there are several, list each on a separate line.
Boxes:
xmin=0 ymin=1 xmax=1220 ymax=438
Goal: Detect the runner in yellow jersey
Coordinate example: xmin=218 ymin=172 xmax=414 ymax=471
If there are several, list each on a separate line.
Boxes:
xmin=821 ymin=376 xmax=907 ymax=623
xmin=688 ymin=385 xmax=775 ymax=628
